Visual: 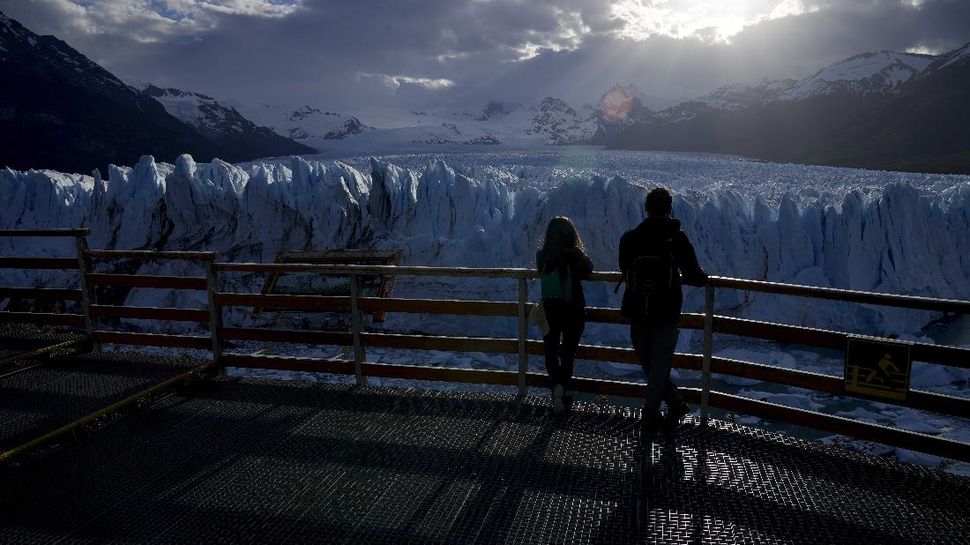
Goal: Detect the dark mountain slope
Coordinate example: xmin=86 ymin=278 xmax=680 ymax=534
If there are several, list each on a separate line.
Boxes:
xmin=0 ymin=11 xmax=224 ymax=173
xmin=802 ymin=44 xmax=970 ymax=173
xmin=0 ymin=11 xmax=311 ymax=173
xmin=609 ymin=93 xmax=890 ymax=163
xmin=608 ymin=47 xmax=969 ymax=173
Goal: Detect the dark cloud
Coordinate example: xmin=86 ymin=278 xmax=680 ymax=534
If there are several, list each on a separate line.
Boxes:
xmin=0 ymin=0 xmax=966 ymax=114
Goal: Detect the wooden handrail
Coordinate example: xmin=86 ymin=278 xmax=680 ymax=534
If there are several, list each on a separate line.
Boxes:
xmin=84 ymin=250 xmax=219 ymax=261
xmin=213 ymin=262 xmax=626 ymax=283
xmin=215 ymin=293 xmax=351 ymax=311
xmin=219 ymin=327 xmax=352 ymax=345
xmin=209 ymin=265 xmax=967 ymax=314
xmin=88 ymin=305 xmax=210 ymax=323
xmin=0 ymin=228 xmax=90 ymax=237
xmin=92 ymin=331 xmax=211 ymax=350
xmin=706 ymin=391 xmax=970 ymax=462
xmin=711 ymin=276 xmax=970 ymax=314
xmin=86 ymin=273 xmax=208 ymax=290
xmin=714 ymin=315 xmax=970 ymax=369
xmin=0 ymin=257 xmax=80 ymax=269
xmin=359 ymin=297 xmax=518 ymax=317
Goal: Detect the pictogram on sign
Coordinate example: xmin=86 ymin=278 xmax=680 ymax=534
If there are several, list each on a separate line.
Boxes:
xmin=844 ymin=336 xmax=912 ymax=401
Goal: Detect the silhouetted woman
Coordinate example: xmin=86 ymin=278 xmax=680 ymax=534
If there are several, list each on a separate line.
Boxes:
xmin=536 ymin=216 xmax=593 ymax=414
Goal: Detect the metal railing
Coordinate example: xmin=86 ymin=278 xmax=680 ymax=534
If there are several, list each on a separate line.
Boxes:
xmin=0 ymin=229 xmax=92 ymax=368
xmin=208 ymin=262 xmax=970 ymax=462
xmin=1 ymin=235 xmax=968 ymax=462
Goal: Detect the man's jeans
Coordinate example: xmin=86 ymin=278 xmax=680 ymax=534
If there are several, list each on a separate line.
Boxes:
xmin=630 ymin=321 xmax=683 ymax=417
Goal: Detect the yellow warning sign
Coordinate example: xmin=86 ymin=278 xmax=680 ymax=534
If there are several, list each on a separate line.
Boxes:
xmin=844 ymin=336 xmax=912 ymax=401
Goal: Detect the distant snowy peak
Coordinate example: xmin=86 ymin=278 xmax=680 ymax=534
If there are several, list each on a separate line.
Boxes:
xmin=526 ymin=97 xmax=599 ymax=144
xmin=233 ymin=102 xmax=369 ymax=145
xmin=138 ymin=84 xmax=247 ymax=135
xmin=659 ymin=79 xmax=797 ymax=121
xmin=698 ymin=79 xmax=796 ymax=110
xmin=128 ymin=83 xmax=313 ymax=157
xmin=780 ymin=51 xmax=934 ymax=101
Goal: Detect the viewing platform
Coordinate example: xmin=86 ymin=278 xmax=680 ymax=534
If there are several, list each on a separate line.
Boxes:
xmin=2 ymin=374 xmax=968 ymax=544
xmin=1 ymin=228 xmax=969 ymax=543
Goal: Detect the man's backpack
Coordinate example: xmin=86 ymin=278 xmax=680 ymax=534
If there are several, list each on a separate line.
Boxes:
xmin=540 ymin=266 xmax=572 ymax=303
xmin=624 ymin=239 xmax=676 ymax=316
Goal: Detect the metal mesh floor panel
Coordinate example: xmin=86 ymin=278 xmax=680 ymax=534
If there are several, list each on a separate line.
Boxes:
xmin=1 ymin=379 xmax=967 ymax=544
xmin=0 ymin=348 xmax=201 ymax=451
xmin=0 ymin=323 xmax=83 ymax=361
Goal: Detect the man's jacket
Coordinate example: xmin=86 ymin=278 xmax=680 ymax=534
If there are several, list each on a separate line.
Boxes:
xmin=618 ymin=217 xmax=708 ymax=326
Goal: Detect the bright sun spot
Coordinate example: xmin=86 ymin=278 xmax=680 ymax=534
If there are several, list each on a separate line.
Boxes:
xmin=611 ymin=0 xmax=817 ymax=43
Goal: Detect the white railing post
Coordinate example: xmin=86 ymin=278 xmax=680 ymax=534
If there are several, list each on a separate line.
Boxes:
xmin=517 ymin=276 xmax=528 ymax=396
xmin=206 ymin=261 xmax=224 ymax=375
xmin=700 ymin=283 xmax=715 ymax=425
xmin=351 ymin=275 xmax=367 ymax=387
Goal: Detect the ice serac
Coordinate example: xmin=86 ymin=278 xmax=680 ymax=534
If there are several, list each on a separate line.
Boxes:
xmin=2 ymin=154 xmax=969 ymax=336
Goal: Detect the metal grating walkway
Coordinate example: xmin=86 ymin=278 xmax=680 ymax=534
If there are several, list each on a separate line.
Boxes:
xmin=0 ymin=324 xmax=83 ymax=362
xmin=1 ymin=378 xmax=967 ymax=544
xmin=0 ymin=328 xmax=203 ymax=452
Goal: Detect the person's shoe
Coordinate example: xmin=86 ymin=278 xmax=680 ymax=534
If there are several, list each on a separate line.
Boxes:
xmin=562 ymin=393 xmax=574 ymax=413
xmin=664 ymin=402 xmax=691 ymax=429
xmin=552 ymin=384 xmax=565 ymax=415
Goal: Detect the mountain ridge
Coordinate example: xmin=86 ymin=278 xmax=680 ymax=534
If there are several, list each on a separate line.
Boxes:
xmin=607 ymin=44 xmax=970 ymax=173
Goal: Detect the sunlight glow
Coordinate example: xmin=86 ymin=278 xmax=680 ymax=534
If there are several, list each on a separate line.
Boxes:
xmin=611 ymin=0 xmax=819 ymax=43
xmin=357 ymin=73 xmax=455 ymax=90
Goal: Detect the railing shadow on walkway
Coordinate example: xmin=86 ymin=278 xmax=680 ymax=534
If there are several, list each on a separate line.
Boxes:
xmin=3 ymin=379 xmax=965 ymax=544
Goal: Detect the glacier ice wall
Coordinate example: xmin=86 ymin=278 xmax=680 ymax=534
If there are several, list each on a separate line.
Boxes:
xmin=2 ymin=154 xmax=969 ymax=336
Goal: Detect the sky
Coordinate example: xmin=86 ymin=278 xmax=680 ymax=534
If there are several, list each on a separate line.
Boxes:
xmin=1 ymin=0 xmax=968 ymax=114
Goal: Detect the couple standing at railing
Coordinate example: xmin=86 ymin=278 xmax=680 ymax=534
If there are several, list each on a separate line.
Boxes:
xmin=536 ymin=187 xmax=708 ymax=430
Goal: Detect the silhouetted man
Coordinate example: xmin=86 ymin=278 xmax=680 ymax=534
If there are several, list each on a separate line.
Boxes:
xmin=619 ymin=187 xmax=708 ymax=430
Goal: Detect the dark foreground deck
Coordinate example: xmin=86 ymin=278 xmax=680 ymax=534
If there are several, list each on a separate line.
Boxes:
xmin=0 ymin=327 xmax=199 ymax=453
xmin=1 ymin=376 xmax=967 ymax=545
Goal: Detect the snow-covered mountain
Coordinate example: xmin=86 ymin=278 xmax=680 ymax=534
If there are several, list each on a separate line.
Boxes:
xmin=229 ymin=103 xmax=369 ymax=148
xmin=779 ymin=51 xmax=934 ymax=101
xmin=131 ymin=83 xmax=314 ymax=160
xmin=656 ymin=50 xmax=933 ymax=123
xmin=525 ymin=97 xmax=600 ymax=144
xmin=611 ymin=43 xmax=970 ymax=173
xmin=659 ymin=79 xmax=796 ymax=122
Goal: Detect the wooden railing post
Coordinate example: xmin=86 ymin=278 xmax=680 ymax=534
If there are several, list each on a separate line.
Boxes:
xmin=700 ymin=284 xmax=715 ymax=425
xmin=206 ymin=262 xmax=224 ymax=375
xmin=351 ymin=275 xmax=367 ymax=387
xmin=517 ymin=276 xmax=528 ymax=396
xmin=73 ymin=235 xmax=98 ymax=351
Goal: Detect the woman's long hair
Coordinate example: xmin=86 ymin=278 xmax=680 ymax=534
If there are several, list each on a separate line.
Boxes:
xmin=538 ymin=216 xmax=586 ymax=275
